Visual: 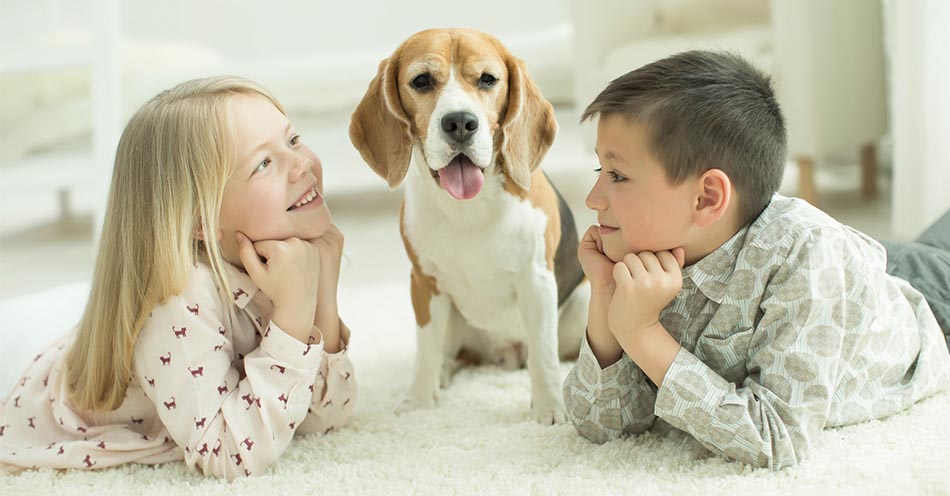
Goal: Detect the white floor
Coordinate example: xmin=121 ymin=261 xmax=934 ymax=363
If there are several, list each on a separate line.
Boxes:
xmin=0 ymin=105 xmax=893 ymax=301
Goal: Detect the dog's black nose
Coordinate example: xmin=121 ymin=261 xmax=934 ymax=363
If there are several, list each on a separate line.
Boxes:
xmin=441 ymin=112 xmax=479 ymax=143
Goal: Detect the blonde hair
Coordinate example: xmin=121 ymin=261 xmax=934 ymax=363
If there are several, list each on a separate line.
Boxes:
xmin=65 ymin=76 xmax=285 ymax=411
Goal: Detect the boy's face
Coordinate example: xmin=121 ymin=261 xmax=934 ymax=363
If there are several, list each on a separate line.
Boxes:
xmin=587 ymin=114 xmax=697 ymax=262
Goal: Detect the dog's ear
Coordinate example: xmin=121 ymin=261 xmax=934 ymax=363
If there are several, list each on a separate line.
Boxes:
xmin=349 ymin=57 xmax=413 ymax=188
xmin=499 ymin=55 xmax=558 ymax=192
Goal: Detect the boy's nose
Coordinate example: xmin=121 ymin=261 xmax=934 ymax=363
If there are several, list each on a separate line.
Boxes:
xmin=585 ymin=178 xmax=606 ymax=211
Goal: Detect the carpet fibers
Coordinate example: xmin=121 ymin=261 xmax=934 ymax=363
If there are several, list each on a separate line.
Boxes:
xmin=2 ymin=282 xmax=949 ymax=495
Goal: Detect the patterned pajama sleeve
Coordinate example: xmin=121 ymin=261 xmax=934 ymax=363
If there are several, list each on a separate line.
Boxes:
xmin=296 ymin=323 xmax=357 ymax=435
xmin=654 ymin=230 xmax=849 ymax=470
xmin=563 ymin=337 xmax=658 ymax=443
xmin=133 ymin=282 xmax=322 ymax=480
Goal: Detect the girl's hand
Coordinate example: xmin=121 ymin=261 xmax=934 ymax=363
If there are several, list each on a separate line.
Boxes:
xmin=308 ymin=223 xmax=344 ymax=299
xmin=236 ymin=232 xmax=320 ymax=343
xmin=578 ymin=225 xmax=616 ymax=293
xmin=307 ymin=223 xmax=345 ymax=352
xmin=607 ymin=248 xmax=685 ymax=339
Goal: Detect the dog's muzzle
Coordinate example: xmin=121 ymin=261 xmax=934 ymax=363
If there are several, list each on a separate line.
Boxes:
xmin=441 ymin=111 xmax=479 ymax=144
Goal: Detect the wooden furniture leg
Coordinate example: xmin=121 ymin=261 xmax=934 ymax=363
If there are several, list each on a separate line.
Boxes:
xmin=860 ymin=142 xmax=878 ymax=199
xmin=797 ymin=156 xmax=818 ymax=206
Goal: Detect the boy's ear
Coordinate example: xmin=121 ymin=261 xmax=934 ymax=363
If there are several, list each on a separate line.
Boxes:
xmin=693 ymin=168 xmax=732 ymax=228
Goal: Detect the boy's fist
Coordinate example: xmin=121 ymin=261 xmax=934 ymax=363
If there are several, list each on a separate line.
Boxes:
xmin=578 ymin=225 xmax=616 ymax=291
xmin=608 ymin=248 xmax=685 ymax=337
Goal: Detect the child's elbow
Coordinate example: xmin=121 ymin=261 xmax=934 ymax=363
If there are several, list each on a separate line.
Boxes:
xmin=188 ymin=443 xmax=279 ymax=480
xmin=571 ymin=418 xmax=622 ymax=445
xmin=733 ymin=446 xmax=806 ymax=471
xmin=295 ymin=396 xmax=356 ymax=436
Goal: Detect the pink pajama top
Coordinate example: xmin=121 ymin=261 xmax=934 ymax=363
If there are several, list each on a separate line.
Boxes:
xmin=0 ymin=259 xmax=356 ymax=480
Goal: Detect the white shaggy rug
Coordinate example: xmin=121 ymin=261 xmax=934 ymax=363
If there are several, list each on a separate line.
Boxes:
xmin=2 ymin=281 xmax=949 ymax=495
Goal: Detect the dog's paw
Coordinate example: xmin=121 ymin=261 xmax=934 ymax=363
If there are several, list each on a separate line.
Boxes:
xmin=440 ymin=360 xmax=461 ymax=389
xmin=531 ymin=407 xmax=566 ymax=425
xmin=530 ymin=403 xmax=567 ymax=425
xmin=394 ymin=392 xmax=437 ymax=414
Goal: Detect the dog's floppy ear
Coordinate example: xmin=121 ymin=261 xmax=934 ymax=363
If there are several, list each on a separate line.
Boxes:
xmin=349 ymin=57 xmax=413 ymax=188
xmin=499 ymin=55 xmax=558 ymax=192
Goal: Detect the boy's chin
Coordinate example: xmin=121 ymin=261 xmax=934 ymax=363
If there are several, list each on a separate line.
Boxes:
xmin=602 ymin=244 xmax=626 ymax=263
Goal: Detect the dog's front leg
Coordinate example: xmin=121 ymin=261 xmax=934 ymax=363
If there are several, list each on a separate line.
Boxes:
xmin=518 ymin=269 xmax=566 ymax=425
xmin=395 ymin=291 xmax=453 ymax=413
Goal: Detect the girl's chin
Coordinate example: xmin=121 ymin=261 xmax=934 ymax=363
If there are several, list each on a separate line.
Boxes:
xmin=303 ymin=217 xmax=332 ymax=240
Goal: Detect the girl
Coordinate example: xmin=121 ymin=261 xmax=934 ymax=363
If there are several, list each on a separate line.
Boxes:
xmin=0 ymin=76 xmax=356 ymax=479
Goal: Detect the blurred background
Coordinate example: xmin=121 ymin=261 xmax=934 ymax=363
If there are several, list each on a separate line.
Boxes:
xmin=1 ymin=0 xmax=948 ymax=300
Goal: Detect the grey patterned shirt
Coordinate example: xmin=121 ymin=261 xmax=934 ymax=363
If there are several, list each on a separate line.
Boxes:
xmin=563 ymin=195 xmax=950 ymax=469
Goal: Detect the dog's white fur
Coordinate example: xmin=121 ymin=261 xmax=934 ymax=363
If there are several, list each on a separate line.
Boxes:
xmin=421 ymin=69 xmax=494 ymax=169
xmin=350 ymin=28 xmax=588 ymax=424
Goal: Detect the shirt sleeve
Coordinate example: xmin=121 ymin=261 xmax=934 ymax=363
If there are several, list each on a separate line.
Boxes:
xmin=296 ymin=321 xmax=357 ymax=435
xmin=654 ymin=229 xmax=849 ymax=470
xmin=133 ymin=278 xmax=322 ymax=480
xmin=562 ymin=334 xmax=657 ymax=443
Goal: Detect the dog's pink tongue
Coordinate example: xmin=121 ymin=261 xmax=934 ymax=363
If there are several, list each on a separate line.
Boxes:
xmin=438 ymin=156 xmax=483 ymax=200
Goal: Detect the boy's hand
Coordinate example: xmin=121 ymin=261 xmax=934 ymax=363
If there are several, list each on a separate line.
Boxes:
xmin=236 ymin=232 xmax=320 ymax=343
xmin=578 ymin=225 xmax=616 ymax=291
xmin=608 ymin=248 xmax=685 ymax=339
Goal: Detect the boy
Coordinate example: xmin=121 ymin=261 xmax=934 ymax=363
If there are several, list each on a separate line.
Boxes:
xmin=562 ymin=50 xmax=950 ymax=470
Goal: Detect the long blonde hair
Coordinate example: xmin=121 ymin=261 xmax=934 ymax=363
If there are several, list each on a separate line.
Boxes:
xmin=65 ymin=76 xmax=285 ymax=411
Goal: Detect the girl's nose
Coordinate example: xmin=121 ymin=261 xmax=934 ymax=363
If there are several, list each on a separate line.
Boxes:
xmin=289 ymin=154 xmax=311 ymax=181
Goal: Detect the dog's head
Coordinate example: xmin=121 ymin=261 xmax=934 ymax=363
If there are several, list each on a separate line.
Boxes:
xmin=349 ymin=28 xmax=557 ymax=199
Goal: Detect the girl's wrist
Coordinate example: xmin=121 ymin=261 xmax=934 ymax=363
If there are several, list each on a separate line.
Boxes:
xmin=273 ymin=306 xmax=314 ymax=343
xmin=313 ymin=317 xmax=341 ymax=352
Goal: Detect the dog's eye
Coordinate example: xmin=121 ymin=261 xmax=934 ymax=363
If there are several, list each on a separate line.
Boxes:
xmin=478 ymin=73 xmax=498 ymax=89
xmin=410 ymin=73 xmax=434 ymax=91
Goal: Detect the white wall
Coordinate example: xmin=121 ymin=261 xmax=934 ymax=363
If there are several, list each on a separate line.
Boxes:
xmin=0 ymin=0 xmax=574 ymax=235
xmin=886 ymin=0 xmax=950 ymax=240
xmin=0 ymin=0 xmax=574 ymax=162
xmin=1 ymin=0 xmax=573 ymax=116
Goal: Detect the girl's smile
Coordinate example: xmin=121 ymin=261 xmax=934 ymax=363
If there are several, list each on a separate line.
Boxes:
xmin=288 ymin=185 xmax=323 ymax=211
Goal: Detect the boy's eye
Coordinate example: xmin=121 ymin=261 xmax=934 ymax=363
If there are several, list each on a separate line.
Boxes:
xmin=593 ymin=167 xmax=626 ymax=182
xmin=289 ymin=134 xmax=300 ymax=146
xmin=254 ymin=157 xmax=271 ymax=173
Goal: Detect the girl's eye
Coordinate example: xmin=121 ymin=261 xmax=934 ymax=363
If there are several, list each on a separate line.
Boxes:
xmin=254 ymin=157 xmax=271 ymax=173
xmin=289 ymin=134 xmax=300 ymax=146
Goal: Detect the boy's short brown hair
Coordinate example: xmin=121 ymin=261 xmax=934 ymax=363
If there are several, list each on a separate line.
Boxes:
xmin=582 ymin=50 xmax=786 ymax=226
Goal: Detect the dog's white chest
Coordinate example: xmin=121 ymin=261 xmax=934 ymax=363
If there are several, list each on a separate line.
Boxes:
xmin=404 ymin=180 xmax=549 ymax=335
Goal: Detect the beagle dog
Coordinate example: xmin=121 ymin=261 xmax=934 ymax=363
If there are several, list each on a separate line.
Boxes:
xmin=349 ymin=28 xmax=588 ymax=424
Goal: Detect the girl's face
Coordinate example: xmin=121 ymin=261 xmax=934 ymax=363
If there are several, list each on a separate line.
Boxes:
xmin=217 ymin=94 xmax=331 ymax=264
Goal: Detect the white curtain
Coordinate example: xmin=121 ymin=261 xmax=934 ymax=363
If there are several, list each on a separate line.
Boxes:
xmin=886 ymin=0 xmax=950 ymax=240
